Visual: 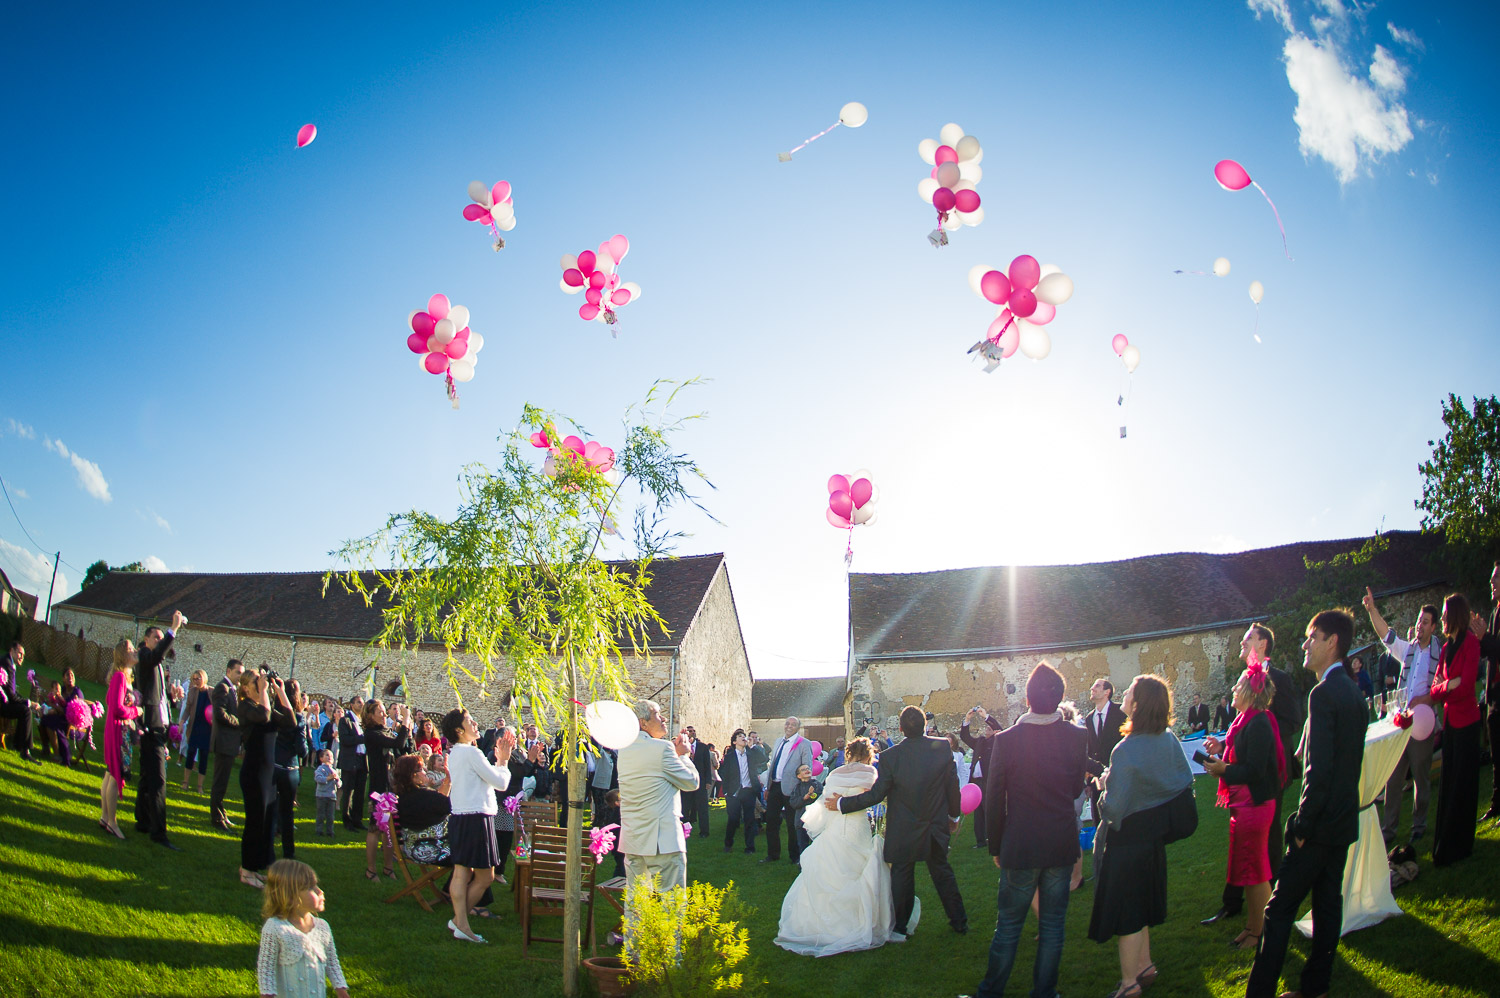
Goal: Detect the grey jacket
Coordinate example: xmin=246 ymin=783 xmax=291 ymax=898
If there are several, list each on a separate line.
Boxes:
xmin=764 ymin=733 xmax=814 ymax=795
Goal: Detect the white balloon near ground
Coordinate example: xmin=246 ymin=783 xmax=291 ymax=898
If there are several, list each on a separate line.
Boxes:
xmin=936 ymin=162 xmax=961 ymax=188
xmin=433 ymin=318 xmax=456 ymax=344
xmin=955 ymin=135 xmax=982 ymax=162
xmin=467 ymin=180 xmax=492 ymax=207
xmin=838 ymin=101 xmax=868 ymax=127
xmin=917 ymin=177 xmax=939 ymax=203
xmin=1035 ymin=272 xmax=1075 ymax=306
xmin=1121 ymin=344 xmax=1141 ymax=373
xmin=1019 ymin=322 xmax=1052 ymax=360
xmin=447 ymin=305 xmax=470 ymax=331
xmin=560 ymin=277 xmax=583 ymax=295
xmin=497 ymin=216 xmax=515 ymax=231
xmin=1249 ymin=280 xmax=1264 ymax=305
xmin=967 ymin=264 xmax=995 ymax=297
xmin=918 ymin=138 xmax=939 ymax=165
xmin=1213 ymin=257 xmax=1231 ymax=277
xmin=1039 ymin=263 xmax=1062 ymax=279
xmin=939 ymin=122 xmax=964 ymax=147
xmin=958 ymin=161 xmax=982 ymax=183
xmin=960 ymin=206 xmax=984 ymax=226
xmin=450 ymin=361 xmax=475 ymax=383
xmin=586 ymin=700 xmax=641 ymax=750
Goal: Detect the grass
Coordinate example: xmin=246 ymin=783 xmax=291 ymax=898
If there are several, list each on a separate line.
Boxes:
xmin=2 ymin=663 xmax=1498 ymax=997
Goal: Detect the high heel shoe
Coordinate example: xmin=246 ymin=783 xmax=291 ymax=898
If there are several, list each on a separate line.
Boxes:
xmin=1136 ymin=963 xmax=1158 ymax=988
xmin=447 ymin=919 xmax=486 ymax=943
xmin=1230 ymin=930 xmax=1260 ymax=950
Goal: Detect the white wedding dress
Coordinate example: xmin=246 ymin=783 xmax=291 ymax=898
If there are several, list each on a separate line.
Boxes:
xmin=774 ymin=763 xmax=920 ymax=957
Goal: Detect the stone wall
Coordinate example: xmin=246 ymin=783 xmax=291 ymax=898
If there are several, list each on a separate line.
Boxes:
xmin=669 ymin=562 xmax=752 ymax=749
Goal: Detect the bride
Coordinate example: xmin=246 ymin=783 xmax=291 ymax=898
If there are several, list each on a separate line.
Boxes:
xmin=775 ymin=737 xmax=919 ymax=957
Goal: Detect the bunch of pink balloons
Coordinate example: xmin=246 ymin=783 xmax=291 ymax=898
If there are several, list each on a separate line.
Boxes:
xmin=559 ymin=236 xmax=640 ymax=332
xmin=462 ymin=180 xmax=515 ymax=250
xmin=966 ymin=256 xmax=1075 ymax=371
xmin=530 ymin=431 xmax=616 ymax=479
xmin=916 ymin=123 xmax=984 ymax=246
xmin=405 ymin=294 xmax=485 ymax=407
xmin=827 ymin=473 xmax=877 ymax=564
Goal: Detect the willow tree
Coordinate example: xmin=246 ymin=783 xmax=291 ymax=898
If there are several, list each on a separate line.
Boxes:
xmin=328 ymin=382 xmax=710 ymax=995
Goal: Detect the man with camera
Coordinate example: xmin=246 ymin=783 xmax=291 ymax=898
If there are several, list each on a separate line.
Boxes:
xmin=136 ymin=610 xmax=187 ymax=850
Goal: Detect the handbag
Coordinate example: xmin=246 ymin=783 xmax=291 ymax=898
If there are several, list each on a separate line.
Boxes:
xmin=1162 ymin=784 xmax=1198 ymax=844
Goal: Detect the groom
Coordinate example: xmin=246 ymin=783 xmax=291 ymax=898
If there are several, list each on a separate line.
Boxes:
xmin=826 ymin=705 xmax=967 ymax=937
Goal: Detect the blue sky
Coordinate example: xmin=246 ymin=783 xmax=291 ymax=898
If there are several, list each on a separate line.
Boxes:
xmin=2 ymin=1 xmax=1497 ymax=678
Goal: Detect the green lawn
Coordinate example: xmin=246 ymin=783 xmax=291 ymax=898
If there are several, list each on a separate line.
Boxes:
xmin=2 ymin=666 xmax=1497 ymax=997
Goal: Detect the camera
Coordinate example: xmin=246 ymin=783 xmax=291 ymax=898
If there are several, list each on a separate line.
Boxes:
xmin=261 ymin=666 xmax=280 ymax=682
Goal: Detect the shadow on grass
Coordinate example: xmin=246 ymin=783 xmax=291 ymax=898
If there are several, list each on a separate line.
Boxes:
xmin=0 ymin=911 xmax=257 ymax=969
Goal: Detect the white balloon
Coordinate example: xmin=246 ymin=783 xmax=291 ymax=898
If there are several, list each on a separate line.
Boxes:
xmin=1249 ymin=280 xmax=1264 ymax=305
xmin=595 ymin=254 xmax=615 ymax=274
xmin=1035 ymin=272 xmax=1075 ymax=306
xmin=560 ymin=254 xmax=578 ymax=271
xmin=969 ymin=145 xmax=984 ymax=164
xmin=1019 ymin=322 xmax=1052 ymax=360
xmin=939 ymin=122 xmax=964 ymax=147
xmin=839 ymin=101 xmax=868 ymax=127
xmin=450 ymin=360 xmax=475 ymax=383
xmin=917 ymin=177 xmax=939 ymax=203
xmin=419 ymin=353 xmax=432 ymax=373
xmin=1039 ymin=263 xmax=1062 ymax=279
xmin=586 ymin=700 xmax=641 ymax=751
xmin=1121 ymin=344 xmax=1141 ymax=373
xmin=497 ymin=216 xmax=515 ymax=231
xmin=955 ymin=135 xmax=982 ymax=162
xmin=466 ymin=351 xmax=479 ymax=367
xmin=918 ymin=138 xmax=939 ymax=165
xmin=954 ymin=179 xmax=977 ymax=193
xmin=467 ymin=331 xmax=484 ymax=353
xmin=1213 ymin=257 xmax=1231 ymax=277
xmin=447 ymin=305 xmax=470 ymax=331
xmin=560 ymin=277 xmax=584 ymax=295
xmin=958 ymin=161 xmax=982 ymax=183
xmin=943 ymin=211 xmax=962 ymax=231
xmin=433 ymin=318 xmax=456 ymax=345
xmin=467 ymin=180 xmax=492 ymax=207
xmin=967 ymin=264 xmax=995 ymax=298
xmin=960 ymin=205 xmax=985 ymax=226
xmin=621 ymin=281 xmax=642 ymax=303
xmin=852 ymin=504 xmax=875 ymax=525
xmin=936 ymin=162 xmax=961 ymax=188
xmin=490 ymin=201 xmax=514 ymax=223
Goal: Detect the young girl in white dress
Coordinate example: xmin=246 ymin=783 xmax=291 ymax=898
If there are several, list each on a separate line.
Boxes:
xmin=256 ymin=858 xmax=348 ymax=998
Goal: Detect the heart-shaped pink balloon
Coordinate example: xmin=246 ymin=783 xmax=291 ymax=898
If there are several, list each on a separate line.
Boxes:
xmin=827 ymin=508 xmax=852 ymax=529
xmin=850 ymin=478 xmax=873 ymax=509
xmin=606 ymin=234 xmax=629 ymax=264
xmin=428 ymin=294 xmax=451 ymax=320
xmin=827 ymin=474 xmax=850 ymax=495
xmin=829 ymin=491 xmax=854 ymax=520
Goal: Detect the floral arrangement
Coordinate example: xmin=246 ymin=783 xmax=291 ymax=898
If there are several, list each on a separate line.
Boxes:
xmin=590 ymin=822 xmax=619 ymax=864
xmin=370 ymin=791 xmax=399 ymax=841
xmin=0 ymin=668 xmax=7 ymax=687
xmin=89 ymin=701 xmax=105 ymax=720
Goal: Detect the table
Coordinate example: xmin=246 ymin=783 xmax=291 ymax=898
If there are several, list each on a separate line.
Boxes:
xmin=1177 ymin=730 xmax=1227 ymax=775
xmin=1295 ymin=716 xmax=1411 ymax=938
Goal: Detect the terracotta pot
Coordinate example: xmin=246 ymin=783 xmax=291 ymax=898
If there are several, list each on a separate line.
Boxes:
xmin=582 ymin=956 xmax=635 ymax=997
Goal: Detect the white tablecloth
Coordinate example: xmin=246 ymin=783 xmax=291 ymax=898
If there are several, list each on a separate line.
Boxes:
xmin=1295 ymin=716 xmax=1411 ymax=937
xmin=1177 ymin=731 xmax=1225 ymax=775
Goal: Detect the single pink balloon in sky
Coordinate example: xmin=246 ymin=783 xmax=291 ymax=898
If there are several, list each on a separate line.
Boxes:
xmin=296 ymin=124 xmax=317 ymax=148
xmin=1112 ymin=334 xmax=1129 ymax=356
xmin=1213 ymin=159 xmax=1251 ymax=191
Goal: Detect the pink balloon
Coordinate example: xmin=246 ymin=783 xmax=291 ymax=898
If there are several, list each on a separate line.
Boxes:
xmin=411 ymin=312 xmax=436 ymax=336
xmin=491 ymin=180 xmax=512 ymax=205
xmin=934 ymin=144 xmax=958 ymax=165
xmin=607 ymin=273 xmax=620 ymax=289
xmin=427 ymin=294 xmax=451 ymax=320
xmin=578 ymin=250 xmax=597 ymax=274
xmin=998 ymin=323 xmax=1020 ymax=358
xmin=406 ymin=332 xmax=428 ymax=354
xmin=563 ymin=436 xmax=586 ymax=454
xmin=960 ymin=782 xmax=982 ymax=815
xmin=1028 ymin=301 xmax=1056 ymax=325
xmin=930 ymin=165 xmax=940 ymax=180
xmin=424 ymin=352 xmax=449 ymax=374
xmin=586 ymin=287 xmax=602 ymax=305
xmin=954 ymin=189 xmax=981 ymax=213
xmin=606 ymin=234 xmax=630 ymax=263
xmin=987 ymin=311 xmax=1013 ymax=341
xmin=827 ymin=474 xmax=850 ymax=495
xmin=933 ymin=188 xmax=957 ymax=212
xmin=563 ymin=269 xmax=585 ymax=288
xmin=610 ymin=288 xmax=632 ymax=306
xmin=980 ymin=270 xmax=1011 ymax=305
xmin=588 ymin=270 xmax=606 ymax=290
xmin=462 ymin=204 xmax=487 ymax=221
xmin=1008 ymin=255 xmax=1041 ymax=291
xmin=811 ymin=741 xmax=823 ymax=755
xmin=445 ymin=338 xmax=469 ymax=360
xmin=827 ymin=508 xmax=852 ymax=529
xmin=850 ymin=478 xmax=873 ymax=509
xmin=204 ymin=705 xmax=213 ymax=724
xmin=1214 ymin=159 xmax=1252 ymax=191
xmin=455 ymin=325 xmax=470 ymax=340
xmin=579 ymin=303 xmax=600 ymax=321
xmin=1111 ymin=334 xmax=1129 ymax=356
xmin=829 ymin=490 xmax=854 ymax=520
xmin=811 ymin=760 xmax=824 ymax=777
xmin=1410 ymin=703 xmax=1435 ymax=741
xmin=1007 ymin=288 xmax=1037 ymax=318
xmin=296 ymin=124 xmax=317 ymax=148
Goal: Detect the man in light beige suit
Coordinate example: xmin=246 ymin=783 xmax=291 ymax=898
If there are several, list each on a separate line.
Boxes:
xmin=617 ymin=699 xmax=699 ymax=892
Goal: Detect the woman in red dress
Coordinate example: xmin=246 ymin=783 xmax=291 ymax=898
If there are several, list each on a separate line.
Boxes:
xmin=100 ymin=640 xmax=141 ymax=839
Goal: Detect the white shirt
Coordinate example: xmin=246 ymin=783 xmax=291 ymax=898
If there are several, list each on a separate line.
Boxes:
xmin=351 ymin=715 xmax=365 ymax=754
xmin=447 ymin=742 xmax=511 ymax=815
xmin=1384 ymin=629 xmax=1439 ymax=698
xmin=773 ymin=735 xmax=800 ymax=782
xmin=735 ymin=748 xmax=750 ymax=789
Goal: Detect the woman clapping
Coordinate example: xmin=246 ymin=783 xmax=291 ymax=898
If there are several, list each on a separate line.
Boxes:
xmin=441 ymin=708 xmax=515 ymax=943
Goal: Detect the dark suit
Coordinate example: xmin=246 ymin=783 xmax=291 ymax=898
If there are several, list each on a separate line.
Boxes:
xmin=337 ymin=714 xmax=366 ymax=826
xmin=1186 ymin=702 xmax=1211 ymax=734
xmin=0 ymin=653 xmax=35 ymax=758
xmin=208 ymin=675 xmax=240 ymax=827
xmin=1247 ymin=662 xmax=1367 ymax=998
xmin=718 ymin=748 xmax=759 ymax=851
xmin=681 ymin=740 xmax=713 ymax=835
xmin=1478 ymin=606 xmax=1500 ymax=814
xmin=133 ymin=630 xmax=175 ymax=841
xmin=1082 ymin=701 xmax=1126 ymax=820
xmin=959 ymin=715 xmax=1002 ymax=846
xmin=838 ymin=733 xmax=967 ymax=934
xmin=1213 ymin=702 xmax=1236 ymax=731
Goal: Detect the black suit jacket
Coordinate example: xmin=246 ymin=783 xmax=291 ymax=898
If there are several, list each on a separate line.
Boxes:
xmin=1187 ymin=703 xmax=1211 ymax=732
xmin=1213 ymin=703 xmax=1236 ymax=731
xmin=838 ymin=734 xmax=962 ymax=864
xmin=134 ymin=631 xmax=175 ymax=734
xmin=986 ymin=717 xmax=1089 ymax=869
xmin=688 ymin=741 xmax=713 ymax=786
xmin=1478 ymin=607 xmax=1500 ymax=696
xmin=1288 ymin=663 xmax=1367 ymax=848
xmin=1268 ymin=665 xmax=1306 ymax=781
xmin=1083 ymin=702 xmax=1127 ymax=777
xmin=337 ymin=715 xmax=365 ymax=769
xmin=210 ymin=677 xmax=242 ymax=755
xmin=717 ymin=747 xmax=757 ymax=794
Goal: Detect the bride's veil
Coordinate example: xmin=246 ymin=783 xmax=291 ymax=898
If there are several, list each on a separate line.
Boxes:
xmin=801 ymin=763 xmax=878 ymax=839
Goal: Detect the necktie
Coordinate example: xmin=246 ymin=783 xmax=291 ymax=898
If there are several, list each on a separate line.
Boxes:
xmin=770 ymin=740 xmax=787 ymax=786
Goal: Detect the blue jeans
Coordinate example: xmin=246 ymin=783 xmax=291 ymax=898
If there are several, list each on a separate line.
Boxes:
xmin=975 ymin=864 xmax=1071 ymax=998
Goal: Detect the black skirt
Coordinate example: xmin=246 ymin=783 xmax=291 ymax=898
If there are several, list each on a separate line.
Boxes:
xmin=448 ymin=812 xmax=499 ymax=869
xmin=1089 ymin=800 xmax=1171 ymax=942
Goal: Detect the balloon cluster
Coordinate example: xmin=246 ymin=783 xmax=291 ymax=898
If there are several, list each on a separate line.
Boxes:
xmin=917 ymin=123 xmax=984 ymax=246
xmin=462 ymin=180 xmax=515 ymax=251
xmin=530 ymin=431 xmax=616 ymax=480
xmin=559 ymin=235 xmax=639 ymax=334
xmin=826 ymin=473 xmax=878 ymax=566
xmin=966 ymin=256 xmax=1075 ymax=371
xmin=405 ymin=293 xmax=485 ymax=408
xmin=1111 ymin=334 xmax=1141 ymax=372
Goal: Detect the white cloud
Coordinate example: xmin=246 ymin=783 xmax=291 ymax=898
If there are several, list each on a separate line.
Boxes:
xmin=11 ymin=486 xmax=27 ymax=499
xmin=1248 ymin=0 xmax=1293 ymax=32
xmin=149 ymin=509 xmax=172 ymax=533
xmin=1387 ymin=22 xmax=1424 ymax=52
xmin=1369 ymin=44 xmax=1406 ymax=94
xmin=44 ymin=437 xmax=112 ymax=503
xmin=142 ymin=555 xmax=168 ymax=573
xmin=0 ymin=538 xmax=69 ymax=613
xmin=1283 ymin=33 xmax=1413 ymax=183
xmin=4 ymin=418 xmax=36 ymax=440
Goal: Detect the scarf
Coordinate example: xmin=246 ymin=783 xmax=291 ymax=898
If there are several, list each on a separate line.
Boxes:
xmin=1017 ymin=709 xmax=1064 ymax=726
xmin=1215 ymin=707 xmax=1285 ymax=807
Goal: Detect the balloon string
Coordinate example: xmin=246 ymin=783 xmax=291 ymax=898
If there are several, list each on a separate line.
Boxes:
xmin=785 ymin=120 xmax=841 ymax=158
xmin=1253 ymin=303 xmax=1261 ymax=343
xmin=988 ymin=314 xmax=1014 ymax=344
xmin=1250 ymin=181 xmax=1291 ymax=260
xmin=844 ymin=527 xmax=853 ymax=568
xmin=1172 ymin=269 xmax=1208 ymax=276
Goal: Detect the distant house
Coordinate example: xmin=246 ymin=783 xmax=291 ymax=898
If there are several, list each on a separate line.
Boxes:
xmin=849 ymin=530 xmax=1448 ymax=737
xmin=52 ymin=553 xmax=752 ymax=748
xmin=0 ymin=567 xmax=38 ymax=622
xmin=750 ymin=676 xmax=847 ymax=750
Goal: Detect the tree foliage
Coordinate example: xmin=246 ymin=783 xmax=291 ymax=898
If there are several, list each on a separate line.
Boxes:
xmin=622 ymin=878 xmax=762 ymax=998
xmin=81 ymin=559 xmax=144 ymax=591
xmin=1417 ymin=393 xmax=1500 ymax=595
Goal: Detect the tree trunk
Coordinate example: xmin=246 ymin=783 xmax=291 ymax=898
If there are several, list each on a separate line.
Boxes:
xmin=562 ymin=651 xmax=585 ymax=997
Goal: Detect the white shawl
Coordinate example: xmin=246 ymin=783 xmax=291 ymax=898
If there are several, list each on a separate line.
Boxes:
xmin=801 ymin=763 xmax=877 ymax=839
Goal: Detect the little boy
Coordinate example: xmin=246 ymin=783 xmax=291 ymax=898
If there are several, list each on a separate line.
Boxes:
xmin=313 ymin=749 xmax=340 ymax=836
xmin=787 ymin=763 xmax=823 ymax=854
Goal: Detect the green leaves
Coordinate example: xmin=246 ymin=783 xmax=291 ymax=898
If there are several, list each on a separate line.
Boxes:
xmin=1418 ymin=393 xmax=1500 ymax=560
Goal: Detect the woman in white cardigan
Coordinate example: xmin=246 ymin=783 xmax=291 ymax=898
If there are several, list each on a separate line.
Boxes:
xmin=440 ymin=708 xmax=515 ymax=943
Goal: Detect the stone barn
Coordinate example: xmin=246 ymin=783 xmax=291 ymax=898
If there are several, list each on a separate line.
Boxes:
xmin=51 ymin=553 xmax=753 ymax=748
xmin=750 ymin=676 xmax=847 ymax=749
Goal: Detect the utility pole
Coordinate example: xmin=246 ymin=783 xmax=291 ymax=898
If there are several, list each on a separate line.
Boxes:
xmin=44 ymin=551 xmax=59 ymax=624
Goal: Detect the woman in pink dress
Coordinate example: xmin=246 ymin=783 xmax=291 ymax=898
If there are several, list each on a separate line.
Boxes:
xmin=99 ymin=639 xmax=140 ymax=839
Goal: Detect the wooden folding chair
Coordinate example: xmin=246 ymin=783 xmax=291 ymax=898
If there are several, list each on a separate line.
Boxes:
xmin=383 ymin=815 xmax=448 ymax=913
xmin=520 ymin=823 xmax=596 ymax=958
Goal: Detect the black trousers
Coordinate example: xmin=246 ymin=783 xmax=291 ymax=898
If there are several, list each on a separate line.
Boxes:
xmin=1433 ymin=719 xmax=1481 ymax=866
xmin=134 ymin=730 xmax=169 ymax=841
xmin=1486 ymin=704 xmax=1500 ymax=812
xmin=1223 ymin=782 xmax=1286 ymax=911
xmin=970 ymin=778 xmax=988 ymax=846
xmin=891 ymin=834 xmax=967 ymax=934
xmin=340 ymin=762 xmax=366 ymax=826
xmin=1 ymin=698 xmax=34 ymax=756
xmin=210 ymin=751 xmax=236 ymax=826
xmin=680 ymin=786 xmax=710 ymax=835
xmin=1246 ymin=837 xmax=1350 ymax=998
xmin=495 ymin=829 xmax=513 ymax=878
xmin=240 ymin=765 xmax=276 ymax=872
xmin=723 ymin=786 xmax=758 ymax=850
xmin=273 ymin=766 xmax=300 ymax=859
xmin=764 ymin=783 xmax=796 ymax=861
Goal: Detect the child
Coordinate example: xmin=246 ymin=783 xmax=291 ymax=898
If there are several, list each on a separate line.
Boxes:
xmin=787 ymin=763 xmax=823 ymax=854
xmin=256 ymin=858 xmax=348 ymax=998
xmin=422 ymin=748 xmax=447 ymax=789
xmin=313 ymin=750 xmax=340 ymax=837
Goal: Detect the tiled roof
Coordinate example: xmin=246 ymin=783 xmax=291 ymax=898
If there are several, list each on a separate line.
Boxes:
xmin=851 ymin=530 xmax=1446 ymax=658
xmin=751 ymin=677 xmax=847 ymax=719
xmin=56 ymin=554 xmax=727 ymax=647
